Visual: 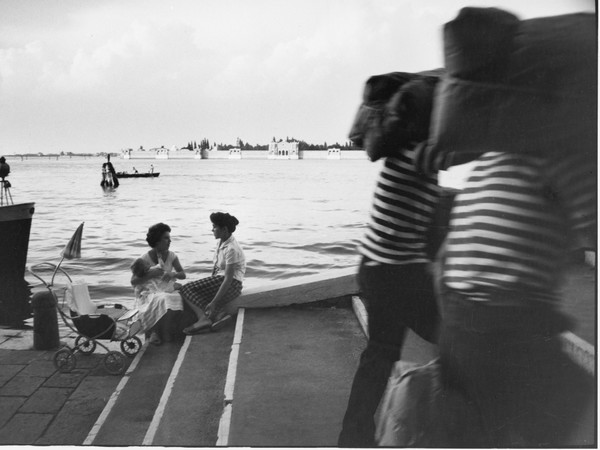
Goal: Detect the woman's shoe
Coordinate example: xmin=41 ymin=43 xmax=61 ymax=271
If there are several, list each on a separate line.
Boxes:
xmin=183 ymin=322 xmax=211 ymax=335
xmin=148 ymin=331 xmax=162 ymax=345
xmin=211 ymin=314 xmax=233 ymax=332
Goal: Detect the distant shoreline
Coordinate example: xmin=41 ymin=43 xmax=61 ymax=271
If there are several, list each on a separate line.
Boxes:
xmin=3 ymin=153 xmax=107 ymax=159
xmin=4 ymin=150 xmax=369 ymax=161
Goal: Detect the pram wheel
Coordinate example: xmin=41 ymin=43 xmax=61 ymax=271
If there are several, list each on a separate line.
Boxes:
xmin=75 ymin=336 xmax=97 ymax=354
xmin=121 ymin=336 xmax=142 ymax=357
xmin=54 ymin=348 xmax=76 ymax=373
xmin=103 ymin=351 xmax=126 ymax=375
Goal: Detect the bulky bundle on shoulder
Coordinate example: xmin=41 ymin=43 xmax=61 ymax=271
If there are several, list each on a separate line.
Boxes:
xmin=416 ymin=7 xmax=596 ymax=248
xmin=349 ymin=68 xmax=444 ymax=162
xmin=418 ymin=7 xmax=596 ymax=173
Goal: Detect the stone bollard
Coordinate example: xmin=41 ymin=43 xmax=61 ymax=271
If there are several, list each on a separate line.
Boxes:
xmin=31 ymin=291 xmax=60 ymax=350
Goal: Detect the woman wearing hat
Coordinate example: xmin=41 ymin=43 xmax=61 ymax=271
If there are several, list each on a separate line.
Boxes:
xmin=180 ymin=212 xmax=246 ymax=334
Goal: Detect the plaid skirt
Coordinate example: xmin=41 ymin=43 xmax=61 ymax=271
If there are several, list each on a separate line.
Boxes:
xmin=179 ymin=276 xmax=242 ymax=311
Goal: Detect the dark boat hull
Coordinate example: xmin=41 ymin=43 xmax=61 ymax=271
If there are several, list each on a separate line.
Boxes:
xmin=116 ymin=172 xmax=160 ymax=178
xmin=0 ymin=202 xmax=35 ymax=325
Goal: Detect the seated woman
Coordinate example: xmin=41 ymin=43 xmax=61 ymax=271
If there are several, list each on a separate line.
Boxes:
xmin=180 ymin=212 xmax=246 ymax=334
xmin=131 ymin=222 xmax=186 ymax=345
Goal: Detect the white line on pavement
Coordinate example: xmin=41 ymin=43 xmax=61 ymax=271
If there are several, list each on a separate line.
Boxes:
xmin=142 ymin=334 xmax=192 ymax=445
xmin=560 ymin=331 xmax=595 ymax=375
xmin=352 ymin=295 xmax=369 ymax=338
xmin=217 ymin=308 xmax=245 ymax=446
xmin=83 ymin=342 xmax=149 ymax=446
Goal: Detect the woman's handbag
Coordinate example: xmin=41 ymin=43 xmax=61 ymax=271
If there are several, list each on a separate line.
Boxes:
xmin=375 ymin=359 xmax=486 ymax=447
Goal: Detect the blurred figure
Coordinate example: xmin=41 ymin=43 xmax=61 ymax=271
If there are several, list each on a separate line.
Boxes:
xmin=417 ymin=7 xmax=596 ymax=446
xmin=436 ymin=151 xmax=593 ymax=446
xmin=339 ymin=72 xmax=443 ymax=447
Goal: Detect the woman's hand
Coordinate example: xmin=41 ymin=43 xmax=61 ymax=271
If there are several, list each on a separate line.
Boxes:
xmin=148 ymin=267 xmax=164 ymax=278
xmin=161 ymin=272 xmax=172 ymax=282
xmin=162 ymin=271 xmax=181 ymax=282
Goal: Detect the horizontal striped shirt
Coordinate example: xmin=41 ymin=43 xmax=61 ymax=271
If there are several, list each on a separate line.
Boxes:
xmin=360 ymin=149 xmax=440 ymax=264
xmin=443 ymin=152 xmax=569 ymax=304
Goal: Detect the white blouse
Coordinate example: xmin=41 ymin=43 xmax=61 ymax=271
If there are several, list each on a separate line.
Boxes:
xmin=213 ymin=235 xmax=246 ymax=282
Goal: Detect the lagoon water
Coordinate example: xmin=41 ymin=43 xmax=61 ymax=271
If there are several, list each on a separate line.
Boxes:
xmin=12 ymin=156 xmax=386 ymax=307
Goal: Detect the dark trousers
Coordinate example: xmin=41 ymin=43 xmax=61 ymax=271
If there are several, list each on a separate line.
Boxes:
xmin=338 ymin=259 xmax=439 ymax=447
xmin=439 ymin=292 xmax=593 ymax=447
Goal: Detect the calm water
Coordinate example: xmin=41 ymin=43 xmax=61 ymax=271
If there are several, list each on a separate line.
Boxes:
xmin=11 ymin=156 xmax=383 ymax=307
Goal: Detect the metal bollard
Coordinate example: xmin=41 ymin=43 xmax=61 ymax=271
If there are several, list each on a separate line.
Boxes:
xmin=31 ymin=291 xmax=60 ymax=350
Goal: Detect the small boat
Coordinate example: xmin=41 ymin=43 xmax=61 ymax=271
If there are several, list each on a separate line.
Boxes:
xmin=115 ymin=172 xmax=160 ymax=178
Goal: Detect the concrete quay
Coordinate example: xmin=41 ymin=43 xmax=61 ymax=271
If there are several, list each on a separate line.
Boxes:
xmin=0 ymin=261 xmax=595 ymax=446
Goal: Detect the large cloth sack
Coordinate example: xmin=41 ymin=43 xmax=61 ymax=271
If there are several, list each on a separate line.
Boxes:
xmin=417 ymin=7 xmax=597 ymax=249
xmin=349 ymin=69 xmax=444 ymax=161
xmin=425 ymin=8 xmax=596 ymax=165
xmin=375 ymin=359 xmax=486 ymax=447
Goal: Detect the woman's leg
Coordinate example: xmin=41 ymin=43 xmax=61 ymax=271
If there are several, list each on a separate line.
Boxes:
xmin=147 ymin=325 xmax=162 ymax=345
xmin=182 ymin=298 xmax=212 ymax=329
xmin=179 ymin=277 xmax=224 ymax=330
xmin=159 ymin=310 xmax=175 ymax=342
xmin=160 ymin=294 xmax=185 ymax=340
xmin=209 ymin=280 xmax=243 ymax=330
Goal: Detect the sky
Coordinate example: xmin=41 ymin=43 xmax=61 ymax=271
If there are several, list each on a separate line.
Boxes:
xmin=0 ymin=0 xmax=595 ymax=154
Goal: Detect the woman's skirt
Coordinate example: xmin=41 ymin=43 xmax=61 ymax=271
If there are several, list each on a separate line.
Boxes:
xmin=179 ymin=276 xmax=243 ymax=312
xmin=137 ymin=291 xmax=183 ymax=332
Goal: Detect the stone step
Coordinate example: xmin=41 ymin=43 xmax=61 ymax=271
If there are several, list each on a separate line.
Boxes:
xmin=225 ymin=304 xmax=364 ymax=446
xmin=85 ymin=340 xmax=185 ymax=446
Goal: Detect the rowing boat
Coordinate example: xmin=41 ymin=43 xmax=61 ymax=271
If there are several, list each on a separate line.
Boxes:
xmin=115 ymin=172 xmax=160 ymax=178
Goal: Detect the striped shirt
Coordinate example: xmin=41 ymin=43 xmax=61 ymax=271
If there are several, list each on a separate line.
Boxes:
xmin=443 ymin=152 xmax=569 ymax=304
xmin=360 ymin=148 xmax=440 ymax=264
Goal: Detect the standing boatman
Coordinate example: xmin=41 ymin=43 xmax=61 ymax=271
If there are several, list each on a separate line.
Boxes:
xmin=339 ymin=72 xmax=443 ymax=447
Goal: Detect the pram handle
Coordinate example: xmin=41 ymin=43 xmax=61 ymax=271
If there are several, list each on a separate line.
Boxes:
xmin=28 ymin=262 xmax=73 ymax=288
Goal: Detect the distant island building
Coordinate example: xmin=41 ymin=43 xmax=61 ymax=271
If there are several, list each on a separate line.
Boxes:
xmin=201 ymin=146 xmax=236 ymax=159
xmin=268 ymin=141 xmax=299 ymax=160
xmin=120 ymin=141 xmax=366 ymax=160
xmin=327 ymin=148 xmax=341 ymax=160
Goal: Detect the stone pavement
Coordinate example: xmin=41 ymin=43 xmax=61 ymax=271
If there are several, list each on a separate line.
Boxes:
xmin=0 ymin=325 xmax=133 ymax=445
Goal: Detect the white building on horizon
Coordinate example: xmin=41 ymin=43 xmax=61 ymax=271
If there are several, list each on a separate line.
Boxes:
xmin=268 ymin=141 xmax=299 ymax=159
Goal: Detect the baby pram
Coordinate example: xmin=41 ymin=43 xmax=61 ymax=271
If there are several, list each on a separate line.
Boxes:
xmin=29 ymin=262 xmax=142 ymax=375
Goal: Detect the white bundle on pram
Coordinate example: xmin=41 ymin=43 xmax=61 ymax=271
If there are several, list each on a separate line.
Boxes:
xmin=65 ymin=280 xmax=139 ymax=341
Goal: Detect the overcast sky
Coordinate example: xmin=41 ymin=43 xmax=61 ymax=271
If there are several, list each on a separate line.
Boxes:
xmin=0 ymin=0 xmax=594 ymax=154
